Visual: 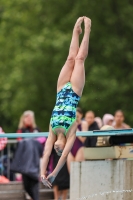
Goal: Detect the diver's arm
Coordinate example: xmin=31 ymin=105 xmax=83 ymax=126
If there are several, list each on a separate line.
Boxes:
xmin=41 ymin=128 xmax=56 ymax=176
xmin=50 ymin=134 xmax=76 ymax=177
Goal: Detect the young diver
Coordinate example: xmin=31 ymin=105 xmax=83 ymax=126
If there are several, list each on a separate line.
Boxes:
xmin=41 ymin=16 xmax=91 ymax=188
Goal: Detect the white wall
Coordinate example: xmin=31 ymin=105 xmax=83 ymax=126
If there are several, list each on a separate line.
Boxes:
xmin=70 ymin=160 xmax=133 ymax=200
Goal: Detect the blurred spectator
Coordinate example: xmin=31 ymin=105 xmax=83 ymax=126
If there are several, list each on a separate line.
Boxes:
xmin=95 ymin=117 xmax=103 ymax=129
xmin=52 ymin=149 xmax=69 ymax=200
xmin=102 ymin=114 xmax=114 ymax=126
xmin=113 ymin=110 xmax=130 ymax=129
xmin=67 ymin=107 xmax=88 ymax=171
xmin=85 ymin=111 xmax=98 ymax=128
xmin=11 ymin=139 xmax=43 ymax=200
xmin=17 ymin=111 xmax=40 ymax=140
xmin=75 ymin=111 xmax=99 ymax=161
xmin=84 ymin=111 xmax=99 ymax=147
xmin=13 ymin=110 xmax=42 ymax=200
xmin=0 ymin=127 xmax=9 ymax=183
xmin=0 ymin=127 xmax=7 ymax=151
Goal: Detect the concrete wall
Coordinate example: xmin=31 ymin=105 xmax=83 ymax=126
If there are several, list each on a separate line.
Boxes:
xmin=70 ymin=160 xmax=133 ymax=200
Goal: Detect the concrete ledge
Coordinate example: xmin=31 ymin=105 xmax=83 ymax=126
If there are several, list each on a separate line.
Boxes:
xmin=84 ymin=146 xmax=133 ymax=160
xmin=70 ymin=160 xmax=133 ymax=200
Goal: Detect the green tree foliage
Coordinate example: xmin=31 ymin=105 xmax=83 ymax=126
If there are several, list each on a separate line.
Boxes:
xmin=0 ymin=0 xmax=133 ymax=131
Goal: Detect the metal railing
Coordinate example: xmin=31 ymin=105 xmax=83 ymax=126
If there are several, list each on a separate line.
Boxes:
xmin=0 ymin=129 xmax=133 ymax=138
xmin=0 ymin=139 xmax=17 ymax=180
xmin=1 ymin=129 xmax=133 ymax=181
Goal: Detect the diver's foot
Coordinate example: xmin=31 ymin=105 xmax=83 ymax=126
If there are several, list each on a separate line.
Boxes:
xmin=84 ymin=16 xmax=91 ymax=32
xmin=73 ymin=17 xmax=84 ymax=35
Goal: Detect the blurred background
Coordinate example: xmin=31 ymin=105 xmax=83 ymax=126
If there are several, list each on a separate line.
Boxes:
xmin=0 ymin=0 xmax=133 ymax=132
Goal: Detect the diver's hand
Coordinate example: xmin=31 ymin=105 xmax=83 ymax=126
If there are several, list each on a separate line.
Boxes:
xmin=47 ymin=173 xmax=56 ymax=184
xmin=41 ymin=175 xmax=52 ymax=188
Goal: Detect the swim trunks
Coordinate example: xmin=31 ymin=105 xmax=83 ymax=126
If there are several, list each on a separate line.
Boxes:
xmin=50 ymin=82 xmax=80 ymax=135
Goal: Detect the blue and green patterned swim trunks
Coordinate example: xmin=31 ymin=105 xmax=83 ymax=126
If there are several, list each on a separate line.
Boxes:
xmin=50 ymin=82 xmax=80 ymax=135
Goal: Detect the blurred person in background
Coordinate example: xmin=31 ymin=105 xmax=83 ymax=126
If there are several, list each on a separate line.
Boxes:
xmin=0 ymin=127 xmax=9 ymax=183
xmin=102 ymin=114 xmax=114 ymax=126
xmin=67 ymin=107 xmax=88 ymax=172
xmin=95 ymin=117 xmax=103 ymax=129
xmin=11 ymin=138 xmax=44 ymax=200
xmin=14 ymin=110 xmax=42 ymax=200
xmin=17 ymin=110 xmax=40 ymax=138
xmin=85 ymin=111 xmax=99 ymax=130
xmin=75 ymin=110 xmax=99 ymax=161
xmin=84 ymin=111 xmax=99 ymax=147
xmin=0 ymin=127 xmax=7 ymax=151
xmin=113 ymin=110 xmax=130 ymax=129
xmin=52 ymin=148 xmax=70 ymax=200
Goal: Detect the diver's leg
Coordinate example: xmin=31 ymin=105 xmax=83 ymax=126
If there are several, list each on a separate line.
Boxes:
xmin=57 ymin=17 xmax=84 ymax=92
xmin=70 ymin=17 xmax=91 ymax=96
